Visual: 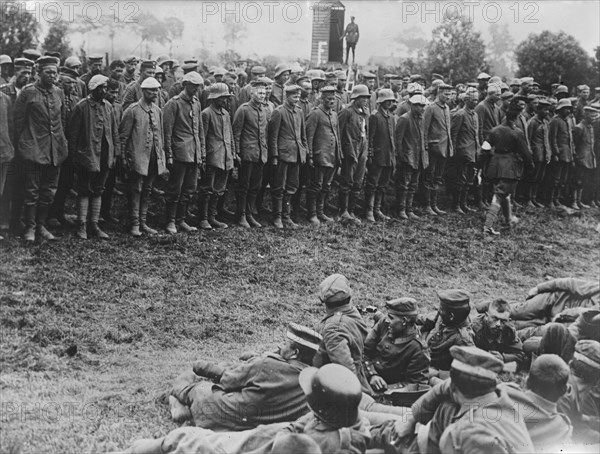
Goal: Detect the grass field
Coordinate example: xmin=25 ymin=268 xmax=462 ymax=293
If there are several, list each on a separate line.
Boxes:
xmin=1 ymin=200 xmax=598 ymax=454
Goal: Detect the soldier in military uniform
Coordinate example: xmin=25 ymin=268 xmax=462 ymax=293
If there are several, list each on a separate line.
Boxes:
xmin=0 ymin=91 xmax=13 ymax=240
xmin=548 ymin=98 xmax=575 ymax=208
xmin=122 ymin=60 xmax=159 ymax=111
xmin=238 ymin=65 xmax=267 ymax=106
xmin=270 ymin=64 xmax=291 ymax=107
xmin=571 ymin=105 xmax=598 ymax=209
xmin=79 ymin=54 xmax=104 ymax=98
xmin=364 ymin=298 xmax=429 ymax=391
xmin=341 ymin=15 xmax=360 ymax=65
xmin=422 ymin=289 xmax=474 ymax=382
xmin=0 ymin=55 xmax=11 ymax=85
xmin=122 ymin=55 xmax=138 ymax=86
xmin=167 ymin=60 xmax=199 ymax=99
xmin=471 ymin=299 xmax=524 ymax=367
xmin=526 ymin=97 xmax=552 ymax=208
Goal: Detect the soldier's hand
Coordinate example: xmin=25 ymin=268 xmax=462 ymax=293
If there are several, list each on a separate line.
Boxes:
xmin=307 ymin=155 xmax=314 ymax=168
xmin=370 ymin=375 xmax=388 ymax=392
xmin=234 ymin=154 xmax=241 ymax=168
xmin=367 ymin=155 xmax=373 ymax=167
xmin=271 ymin=157 xmax=279 ymax=166
xmin=200 ymin=158 xmax=207 ymax=173
xmin=489 ymin=351 xmax=504 ymax=362
xmin=167 ymin=158 xmax=173 ymax=170
xmin=393 ymin=414 xmax=416 ymax=441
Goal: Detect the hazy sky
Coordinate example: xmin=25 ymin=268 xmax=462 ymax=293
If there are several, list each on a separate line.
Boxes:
xmin=37 ymin=1 xmax=600 ymax=62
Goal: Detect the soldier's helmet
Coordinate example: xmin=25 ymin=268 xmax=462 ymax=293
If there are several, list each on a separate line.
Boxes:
xmin=299 ymin=364 xmax=362 ymax=429
xmin=377 ymin=89 xmax=396 ymax=104
xmin=208 ymin=82 xmax=233 ymax=99
xmin=350 ymin=84 xmax=370 ymax=99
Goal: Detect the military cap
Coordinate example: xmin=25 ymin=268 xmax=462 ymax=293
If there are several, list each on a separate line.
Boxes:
xmin=573 ymin=339 xmax=600 ymax=370
xmin=299 ymin=80 xmax=312 ymax=91
xmin=59 ymin=66 xmax=78 ymax=80
xmin=477 ymin=72 xmax=491 ymax=80
xmin=181 ymin=60 xmax=199 ymax=71
xmin=555 ymin=85 xmax=568 ymax=94
xmin=22 ymin=49 xmax=41 ymax=61
xmin=319 ymin=273 xmax=352 ymax=304
xmin=290 ymin=62 xmax=304 ymax=74
xmin=595 ymin=87 xmax=600 ymax=93
xmin=123 ymin=55 xmax=139 ymax=64
xmin=274 ymin=63 xmax=292 ymax=78
xmin=555 ymin=98 xmax=573 ymax=111
xmin=350 ymin=84 xmax=370 ymax=99
xmin=431 ymin=73 xmax=444 ymax=81
xmin=36 ymin=56 xmax=59 ymax=68
xmin=500 ymin=82 xmax=509 ymax=91
xmin=583 ymin=105 xmax=600 ymax=112
xmin=207 ymin=82 xmax=232 ymax=99
xmin=306 ymin=69 xmax=325 ymax=82
xmin=500 ymin=91 xmax=514 ymax=100
xmin=437 ymin=82 xmax=453 ymax=90
xmin=509 ymin=78 xmax=521 ymax=86
xmin=384 ymin=73 xmax=400 ymax=80
xmin=407 ymin=82 xmax=423 ymax=95
xmin=250 ymin=78 xmax=268 ymax=87
xmin=212 ymin=67 xmax=227 ymax=77
xmin=171 ymin=59 xmax=180 ymax=69
xmin=182 ymin=71 xmax=204 ymax=85
xmin=87 ymin=54 xmax=104 ymax=63
xmin=531 ymin=81 xmax=540 ymax=87
xmin=250 ymin=65 xmax=267 ymax=75
xmin=140 ymin=60 xmax=156 ymax=69
xmin=361 ymin=71 xmax=376 ymax=79
xmin=154 ymin=66 xmax=164 ymax=75
xmin=386 ymin=297 xmax=418 ymax=316
xmin=335 ymin=70 xmax=347 ymax=81
xmin=13 ymin=58 xmax=34 ymax=69
xmin=464 ymin=87 xmax=479 ymax=98
xmin=457 ymin=93 xmax=467 ymax=102
xmin=325 ymin=72 xmax=338 ymax=80
xmin=409 ymin=94 xmax=428 ymax=105
xmin=466 ymin=82 xmax=478 ymax=88
xmin=589 ymin=102 xmax=600 ymax=110
xmin=320 ymin=85 xmax=336 ymax=94
xmin=88 ymin=74 xmax=108 ymax=91
xmin=257 ymin=76 xmax=273 ymax=85
xmin=225 ymin=71 xmax=237 ymax=80
xmin=577 ymin=84 xmax=590 ymax=91
xmin=286 ymin=322 xmax=322 ymax=352
xmin=156 ymin=55 xmax=174 ymax=67
xmin=0 ymin=55 xmax=12 ymax=65
xmin=284 ymin=84 xmax=301 ymax=95
xmin=431 ymin=79 xmax=444 ymax=87
xmin=410 ymin=74 xmax=425 ymax=83
xmin=437 ymin=289 xmax=470 ymax=309
xmin=537 ymin=97 xmax=552 ymax=107
xmin=64 ymin=56 xmax=82 ymax=68
xmin=44 ymin=51 xmax=61 ymax=59
xmin=520 ymin=76 xmax=534 ymax=84
xmin=377 ymin=88 xmax=395 ymax=103
xmin=295 ymin=75 xmax=310 ymax=85
xmin=450 ymin=345 xmax=504 ymax=379
xmin=487 ymin=83 xmax=501 ymax=95
xmin=488 ymin=76 xmax=502 ymax=85
xmin=140 ymin=77 xmax=161 ymax=89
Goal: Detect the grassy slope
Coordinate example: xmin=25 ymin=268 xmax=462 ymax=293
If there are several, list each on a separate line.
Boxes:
xmin=0 ymin=207 xmax=598 ymax=453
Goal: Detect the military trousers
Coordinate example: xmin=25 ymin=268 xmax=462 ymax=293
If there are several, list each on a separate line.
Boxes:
xmin=549 ymin=161 xmax=571 ymax=188
xmin=365 ymin=164 xmax=393 ymax=195
xmin=23 ymin=161 xmax=61 ymax=207
xmin=271 ymin=161 xmax=299 ymax=200
xmin=423 ymin=154 xmax=446 ymax=191
xmin=167 ymin=161 xmax=198 ymax=204
xmin=307 ymin=165 xmax=336 ymax=197
xmin=76 ymin=165 xmax=110 ymax=197
xmin=339 ymin=147 xmax=367 ymax=195
xmin=236 ymin=161 xmax=263 ymax=199
xmin=199 ymin=165 xmax=229 ymax=197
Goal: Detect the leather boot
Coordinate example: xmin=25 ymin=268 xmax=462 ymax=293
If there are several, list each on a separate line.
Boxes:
xmin=431 ymin=190 xmax=446 ymax=215
xmin=236 ymin=194 xmax=250 ymax=228
xmin=483 ymin=195 xmax=501 ymax=235
xmin=547 ymin=187 xmax=557 ymax=209
xmin=453 ymin=190 xmax=465 ymax=214
xmin=140 ymin=192 xmax=158 ymax=234
xmin=217 ymin=191 xmax=235 ymax=218
xmin=89 ymin=196 xmax=109 ymax=239
xmin=199 ymin=195 xmax=212 ymax=230
xmin=406 ymin=193 xmax=421 ymax=221
xmin=397 ymin=192 xmax=408 ymax=220
xmin=459 ymin=189 xmax=474 ymax=213
xmin=578 ymin=189 xmax=590 ymax=209
xmin=424 ymin=189 xmax=437 ymax=215
xmin=177 ymin=202 xmax=197 ymax=233
xmin=531 ymin=184 xmax=543 ymax=208
xmin=165 ymin=201 xmax=178 ymax=234
xmin=76 ymin=196 xmax=89 ymax=239
xmin=23 ymin=204 xmax=36 ymax=242
xmin=291 ymin=187 xmax=305 ymax=222
xmin=246 ymin=193 xmax=262 ymax=227
xmin=554 ymin=187 xmax=565 ymax=208
xmin=272 ymin=197 xmax=283 ymax=229
xmin=317 ymin=193 xmax=334 ymax=223
xmin=365 ymin=192 xmax=376 ymax=222
xmin=307 ymin=194 xmax=319 ymax=225
xmin=209 ymin=195 xmax=228 ymax=228
xmin=129 ymin=190 xmax=142 ymax=237
xmin=502 ymin=195 xmax=519 ymax=227
xmin=36 ymin=204 xmax=57 ymax=241
xmin=348 ymin=192 xmax=362 ymax=224
xmin=374 ymin=192 xmax=390 ymax=221
xmin=282 ymin=195 xmax=298 ymax=229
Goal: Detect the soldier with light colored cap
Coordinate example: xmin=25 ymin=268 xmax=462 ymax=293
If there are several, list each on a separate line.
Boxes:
xmin=364 ymin=297 xmax=429 ymax=390
xmin=162 ymin=71 xmax=206 ymax=234
xmin=0 ymin=54 xmax=12 ymax=85
xmin=119 ymin=76 xmax=167 ymax=237
xmin=395 ymin=94 xmax=428 ymax=220
xmin=68 ymin=74 xmax=119 ymax=240
xmin=365 ymin=88 xmax=396 ymax=222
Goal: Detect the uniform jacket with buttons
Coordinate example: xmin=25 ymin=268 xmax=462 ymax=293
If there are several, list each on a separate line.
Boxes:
xmin=305 ymin=105 xmax=341 ymax=168
xmin=450 ymin=106 xmax=480 ymax=163
xmin=202 ymin=104 xmax=235 ymax=170
xmin=13 ymin=81 xmax=68 ymax=166
xmin=395 ymin=110 xmax=428 ymax=170
xmin=268 ymin=102 xmax=308 ymax=164
xmin=549 ymin=115 xmax=574 ymax=162
xmin=423 ymin=101 xmax=453 ymax=158
xmin=527 ymin=115 xmax=552 ymax=163
xmin=162 ymin=92 xmax=205 ymax=163
xmin=313 ymin=303 xmax=372 ymax=394
xmin=368 ymin=107 xmax=396 ymax=167
xmin=232 ymin=99 xmax=268 ymax=164
xmin=471 ymin=314 xmax=524 ymax=364
xmin=338 ymin=102 xmax=369 ymax=162
xmin=475 ymin=98 xmax=502 ymax=143
xmin=0 ymin=92 xmax=14 ymax=164
xmin=485 ymin=122 xmax=533 ymax=180
xmin=425 ymin=318 xmax=474 ymax=371
xmin=119 ymin=99 xmax=166 ymax=176
xmin=68 ymin=96 xmax=119 ymax=171
xmin=572 ymin=121 xmax=596 ymax=169
xmin=122 ymin=80 xmax=166 ymax=111
xmin=364 ymin=319 xmax=429 ymax=385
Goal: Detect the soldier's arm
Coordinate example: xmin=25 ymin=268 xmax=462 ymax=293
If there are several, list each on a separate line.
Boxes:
xmin=405 ymin=343 xmax=430 ymax=384
xmin=368 ymin=113 xmax=377 ymax=156
xmin=422 ymin=105 xmax=433 ymax=150
xmin=322 ymin=325 xmax=355 ymax=372
xmin=299 ymin=113 xmax=308 ymax=152
xmin=450 ymin=110 xmax=463 ymax=150
xmin=363 ymin=324 xmax=380 ymax=359
xmin=548 ymin=119 xmax=559 ymax=158
xmin=394 ymin=116 xmax=407 ymax=159
xmin=231 ymin=105 xmax=245 ymax=157
xmin=121 ymin=85 xmax=136 ymax=111
xmin=267 ymin=108 xmax=282 ymax=160
xmin=536 ymin=278 xmax=599 ymax=298
xmin=217 ymin=358 xmax=258 ymax=391
xmin=110 ymin=106 xmax=120 ymax=157
xmin=201 ymin=108 xmax=211 ymax=146
xmin=410 ymin=379 xmax=453 ymax=424
xmin=499 ymin=327 xmax=525 ymax=364
xmin=338 ymin=108 xmax=355 ymax=158
xmin=162 ymin=100 xmax=176 ymax=161
xmin=13 ymin=89 xmax=28 ymax=143
xmin=118 ymin=106 xmax=134 ymax=161
xmin=305 ymin=110 xmax=318 ymax=156
xmin=67 ymin=103 xmax=82 ymax=157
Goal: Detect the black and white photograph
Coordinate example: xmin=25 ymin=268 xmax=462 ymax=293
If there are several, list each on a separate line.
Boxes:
xmin=0 ymin=0 xmax=599 ymax=452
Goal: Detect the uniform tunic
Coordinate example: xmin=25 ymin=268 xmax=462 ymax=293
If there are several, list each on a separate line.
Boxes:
xmin=426 ymin=318 xmax=474 ymax=371
xmin=471 ymin=314 xmax=524 ymax=364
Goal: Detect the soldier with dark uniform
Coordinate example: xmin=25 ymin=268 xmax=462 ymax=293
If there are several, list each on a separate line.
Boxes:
xmin=122 ymin=60 xmax=160 ymax=111
xmin=526 ymin=97 xmax=552 ymax=208
xmin=338 ymin=84 xmax=370 ymax=224
xmin=167 ymin=60 xmax=199 ymax=100
xmin=305 ymin=85 xmax=341 ymax=225
xmin=334 ymin=70 xmax=348 ymax=113
xmin=238 ymin=65 xmax=267 ymax=106
xmin=422 ymin=289 xmax=474 ymax=382
xmin=270 ymin=64 xmax=291 ymax=107
xmin=365 ymin=88 xmax=396 ymax=222
xmin=79 ymin=54 xmax=104 ymax=98
xmin=122 ymin=55 xmax=138 ymax=86
xmin=0 ymin=91 xmax=13 ymax=240
xmin=297 ymin=79 xmax=312 ymax=119
xmin=68 ymin=75 xmax=119 ymax=240
xmin=548 ymin=98 xmax=575 ymax=208
xmin=364 ymin=298 xmax=430 ymax=391
xmin=14 ymin=56 xmax=68 ymax=242
xmin=571 ymin=105 xmax=598 ymax=209
xmin=108 ymin=59 xmax=127 ymax=101
xmin=162 ymin=71 xmax=206 ymax=235
xmin=63 ymin=56 xmax=86 ymax=98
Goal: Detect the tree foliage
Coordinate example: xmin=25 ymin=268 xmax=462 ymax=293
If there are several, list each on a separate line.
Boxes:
xmin=42 ymin=20 xmax=72 ymax=59
xmin=487 ymin=23 xmax=515 ymax=78
xmin=0 ymin=3 xmax=39 ymax=57
xmin=515 ymin=31 xmax=595 ymax=89
xmin=426 ymin=18 xmax=488 ymax=84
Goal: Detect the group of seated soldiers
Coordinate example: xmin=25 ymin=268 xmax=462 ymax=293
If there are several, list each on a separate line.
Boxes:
xmin=111 ymin=274 xmax=599 ymax=453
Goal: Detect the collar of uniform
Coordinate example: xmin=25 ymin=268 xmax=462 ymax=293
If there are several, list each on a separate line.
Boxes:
xmin=351 ymin=103 xmax=366 ymax=116
xmin=180 ymin=91 xmax=194 ymax=103
xmin=454 ymin=389 xmax=499 ymax=421
xmin=378 ymin=106 xmax=390 ymax=117
xmin=210 ymin=104 xmax=225 ymax=115
xmin=283 ymin=102 xmax=297 ymax=113
xmin=324 ymin=302 xmax=354 ymax=317
xmin=388 ymin=329 xmax=418 ymax=345
xmin=250 ymin=98 xmax=263 ymax=110
xmin=435 ymin=100 xmax=447 ymax=109
xmin=524 ymin=389 xmax=557 ymax=414
xmin=318 ymin=105 xmax=332 ymax=116
xmin=34 ymin=80 xmax=56 ymax=95
xmin=87 ymin=96 xmax=104 ymax=108
xmin=138 ymin=100 xmax=154 ymax=113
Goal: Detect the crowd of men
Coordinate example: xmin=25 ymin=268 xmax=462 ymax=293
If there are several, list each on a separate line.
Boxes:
xmin=1 ymin=50 xmax=599 ymax=241
xmin=108 ymin=273 xmax=599 ymax=453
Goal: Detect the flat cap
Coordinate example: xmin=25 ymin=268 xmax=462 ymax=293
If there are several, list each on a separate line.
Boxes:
xmin=306 ymin=69 xmax=325 ymax=82
xmin=13 ymin=58 xmax=34 ymax=69
xmin=500 ymin=91 xmax=514 ymax=100
xmin=87 ymin=54 xmax=104 ymax=62
xmin=464 ymin=87 xmax=479 ymax=98
xmin=488 ymin=76 xmax=502 ymax=85
xmin=251 ymin=65 xmax=267 ymax=75
xmin=583 ymin=105 xmax=599 ymax=112
xmin=335 ymin=70 xmax=347 ymax=81
xmin=295 ymin=76 xmax=310 ymax=86
xmin=123 ymin=55 xmax=139 ymax=64
xmin=520 ymin=76 xmax=534 ymax=84
xmin=431 ymin=73 xmax=444 ymax=81
xmin=64 ymin=56 xmax=82 ymax=68
xmin=377 ymin=88 xmax=395 ymax=103
xmin=531 ymin=81 xmax=540 ymax=87
xmin=384 ymin=73 xmax=400 ymax=80
xmin=386 ymin=297 xmax=418 ymax=316
xmin=257 ymin=76 xmax=273 ymax=85
xmin=509 ymin=78 xmax=521 ymax=86
xmin=59 ymin=66 xmax=79 ymax=80
xmin=325 ymin=72 xmax=338 ymax=80
xmin=22 ymin=49 xmax=41 ymax=61
xmin=320 ymin=85 xmax=336 ymax=94
xmin=437 ymin=289 xmax=470 ymax=309
xmin=409 ymin=74 xmax=425 ymax=82
xmin=212 ymin=67 xmax=227 ymax=77
xmin=140 ymin=77 xmax=161 ymax=89
xmin=437 ymin=82 xmax=453 ymax=90
xmin=537 ymin=97 xmax=552 ymax=107
xmin=573 ymin=339 xmax=600 ymax=370
xmin=88 ymin=74 xmax=108 ymax=91
xmin=577 ymin=84 xmax=590 ymax=91
xmin=182 ymin=71 xmax=204 ymax=85
xmin=181 ymin=61 xmax=199 ymax=71
xmin=361 ymin=71 xmax=376 ymax=79
xmin=319 ymin=273 xmax=352 ymax=304
xmin=555 ymin=98 xmax=573 ymax=111
xmin=284 ymin=84 xmax=301 ymax=94
xmin=0 ymin=55 xmax=12 ymax=65
xmin=140 ymin=60 xmax=156 ymax=69
xmin=286 ymin=322 xmax=323 ymax=352
xmin=487 ymin=83 xmax=501 ymax=95
xmin=36 ymin=56 xmax=59 ymax=68
xmin=450 ymin=345 xmax=504 ymax=379
xmin=477 ymin=72 xmax=491 ymax=80
xmin=409 ymin=94 xmax=428 ymax=105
